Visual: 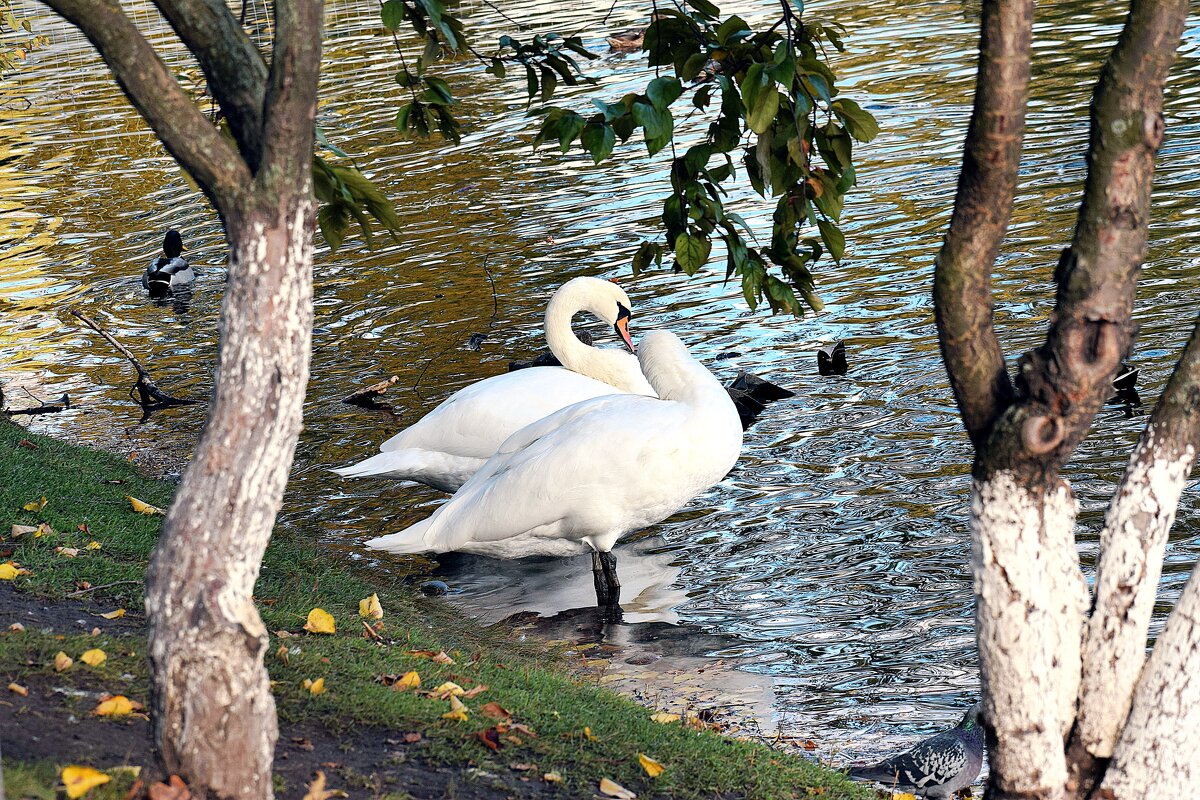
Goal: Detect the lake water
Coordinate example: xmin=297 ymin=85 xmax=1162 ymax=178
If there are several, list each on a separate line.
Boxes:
xmin=3 ymin=0 xmax=1199 ymax=765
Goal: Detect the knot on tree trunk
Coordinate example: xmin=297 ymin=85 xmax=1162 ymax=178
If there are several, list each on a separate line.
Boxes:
xmin=1023 ymin=413 xmax=1065 ymax=454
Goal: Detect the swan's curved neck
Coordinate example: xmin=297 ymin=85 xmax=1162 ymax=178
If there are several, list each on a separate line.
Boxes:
xmin=543 ymin=284 xmax=607 ymax=375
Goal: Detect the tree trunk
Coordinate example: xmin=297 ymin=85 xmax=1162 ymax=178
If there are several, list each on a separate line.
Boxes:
xmin=145 ymin=194 xmax=314 ymax=800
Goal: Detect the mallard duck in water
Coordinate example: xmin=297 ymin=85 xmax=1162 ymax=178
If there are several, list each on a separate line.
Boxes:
xmin=141 ymin=230 xmax=194 ymax=298
xmin=606 ymin=27 xmax=645 ymax=51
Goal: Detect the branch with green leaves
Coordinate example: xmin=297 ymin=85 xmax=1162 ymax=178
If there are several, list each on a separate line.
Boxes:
xmin=384 ymin=0 xmax=878 ymax=315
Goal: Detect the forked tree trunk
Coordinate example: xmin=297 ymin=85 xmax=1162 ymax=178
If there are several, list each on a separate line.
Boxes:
xmin=145 ymin=195 xmax=315 ymax=800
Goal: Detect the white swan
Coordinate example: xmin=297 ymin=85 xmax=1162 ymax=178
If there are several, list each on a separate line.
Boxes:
xmin=334 ymin=278 xmax=655 ymax=492
xmin=365 ymin=330 xmax=743 ymax=605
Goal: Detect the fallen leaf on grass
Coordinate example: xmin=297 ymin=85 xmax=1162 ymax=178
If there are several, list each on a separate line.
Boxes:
xmin=430 ymin=681 xmax=465 ymax=699
xmin=442 ymin=695 xmax=469 ymax=721
xmin=638 ymin=753 xmax=665 ymax=778
xmin=542 ymin=772 xmax=562 ymax=783
xmin=9 ymin=524 xmax=37 ymax=537
xmin=95 ymin=695 xmax=141 ymax=716
xmin=8 ymin=681 xmax=28 ymax=696
xmin=302 ymin=678 xmax=327 ymax=695
xmin=78 ymin=523 xmax=90 ymax=534
xmin=61 ymin=765 xmax=111 ymax=799
xmin=509 ymin=762 xmax=535 ymax=771
xmin=302 ymin=770 xmax=348 ymax=800
xmin=475 ymin=726 xmax=502 ymax=751
xmin=147 ymin=774 xmax=189 ymax=800
xmin=0 ymin=561 xmax=30 ymax=580
xmin=650 ymin=711 xmax=680 ymax=724
xmin=402 ymin=732 xmax=422 ymax=744
xmin=126 ymin=496 xmax=165 ymax=515
xmin=54 ymin=651 xmax=73 ymax=672
xmin=406 ymin=648 xmax=455 ymax=664
xmin=22 ymin=495 xmax=47 ymax=512
xmin=583 ymin=726 xmax=599 ymax=741
xmin=9 ymin=622 xmax=25 ymax=632
xmin=86 ymin=541 xmax=102 ymax=550
xmin=100 ymin=608 xmax=126 ymax=619
xmin=599 ymin=777 xmax=637 ymax=799
xmin=462 ymin=683 xmax=489 ymax=699
xmin=17 ymin=438 xmax=37 ymax=450
xmin=358 ymin=593 xmax=383 ymax=620
xmin=56 ymin=546 xmax=81 ymax=558
xmin=891 ymin=794 xmax=917 ymax=800
xmin=393 ymin=671 xmax=420 ymax=691
xmin=292 ymin=737 xmax=315 ymax=752
xmin=79 ymin=649 xmax=106 ymax=667
xmin=481 ymin=701 xmax=511 ymax=721
xmin=276 ymin=645 xmax=289 ymax=665
xmin=304 ymin=608 xmax=336 ymax=634
xmin=36 ymin=522 xmax=54 ymax=537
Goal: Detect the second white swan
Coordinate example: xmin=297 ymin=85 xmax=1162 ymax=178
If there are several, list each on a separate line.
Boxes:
xmin=333 ymin=277 xmax=655 ymax=492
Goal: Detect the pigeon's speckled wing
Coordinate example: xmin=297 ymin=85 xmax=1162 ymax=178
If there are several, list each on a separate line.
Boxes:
xmin=850 ymin=729 xmax=967 ymax=793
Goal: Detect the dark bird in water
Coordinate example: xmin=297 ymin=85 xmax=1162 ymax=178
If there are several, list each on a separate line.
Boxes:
xmin=817 ymin=341 xmax=848 ymax=376
xmin=141 ymin=230 xmax=194 ymax=299
xmin=847 ymin=704 xmax=986 ymax=799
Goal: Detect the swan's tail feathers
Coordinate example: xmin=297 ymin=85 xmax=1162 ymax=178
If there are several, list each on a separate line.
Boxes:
xmin=365 ymin=517 xmax=437 ymax=555
xmin=331 ymin=449 xmax=483 ymax=493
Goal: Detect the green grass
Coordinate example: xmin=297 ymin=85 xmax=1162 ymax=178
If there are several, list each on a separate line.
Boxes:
xmin=0 ymin=418 xmax=869 ymax=799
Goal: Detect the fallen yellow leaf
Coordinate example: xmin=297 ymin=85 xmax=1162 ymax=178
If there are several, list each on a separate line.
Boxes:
xmin=22 ymin=495 xmax=47 ymax=512
xmin=80 ymin=648 xmax=107 ymax=667
xmin=650 ymin=712 xmax=680 ymax=724
xmin=9 ymin=524 xmax=37 ymax=537
xmin=54 ymin=651 xmax=73 ymax=672
xmin=395 ymin=670 xmax=420 ymax=691
xmin=35 ymin=522 xmax=54 ymax=537
xmin=441 ymin=695 xmax=470 ymax=721
xmin=542 ymin=772 xmax=563 ymax=783
xmin=358 ymin=592 xmax=383 ymax=620
xmin=56 ymin=546 xmax=81 ymax=558
xmin=302 ymin=770 xmax=348 ymax=800
xmin=583 ymin=726 xmax=599 ymax=741
xmin=8 ymin=681 xmax=27 ymax=696
xmin=892 ymin=794 xmax=917 ymax=800
xmin=126 ymin=495 xmax=165 ymax=515
xmin=304 ymin=607 xmax=336 ymax=634
xmin=100 ymin=609 xmax=126 ymax=619
xmin=0 ymin=562 xmax=28 ymax=580
xmin=301 ymin=677 xmax=327 ymax=695
xmin=86 ymin=541 xmax=102 ymax=550
xmin=638 ymin=753 xmax=665 ymax=778
xmin=431 ymin=650 xmax=455 ymax=664
xmin=431 ymin=681 xmax=465 ymax=699
xmin=599 ymin=777 xmax=637 ymax=799
xmin=61 ymin=765 xmax=111 ymax=799
xmin=95 ymin=695 xmax=135 ymax=716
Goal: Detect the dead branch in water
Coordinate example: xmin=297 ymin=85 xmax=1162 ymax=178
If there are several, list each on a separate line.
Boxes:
xmin=69 ymin=309 xmax=198 ymax=410
xmin=1 ymin=384 xmax=70 ymax=416
xmin=343 ymin=375 xmax=400 ymax=409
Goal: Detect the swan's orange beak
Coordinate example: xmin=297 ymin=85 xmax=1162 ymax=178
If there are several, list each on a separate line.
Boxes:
xmin=614 ymin=305 xmax=635 ymax=353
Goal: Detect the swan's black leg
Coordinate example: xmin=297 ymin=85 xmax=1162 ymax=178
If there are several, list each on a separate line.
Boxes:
xmin=599 ymin=550 xmax=621 ymax=606
xmin=592 ymin=550 xmax=611 ymax=606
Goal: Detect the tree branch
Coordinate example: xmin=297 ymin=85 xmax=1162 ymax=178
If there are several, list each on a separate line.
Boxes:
xmin=37 ymin=0 xmax=250 ymax=205
xmin=257 ymin=0 xmax=322 ymax=198
xmin=1070 ymin=312 xmax=1200 ymax=790
xmin=932 ymin=0 xmax=1030 ymax=451
xmin=152 ymin=0 xmax=269 ymax=170
xmin=999 ymin=0 xmax=1189 ymax=478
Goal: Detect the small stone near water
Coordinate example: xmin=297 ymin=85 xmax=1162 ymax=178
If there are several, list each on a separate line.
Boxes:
xmin=817 ymin=341 xmax=848 ymax=376
xmin=420 ymin=580 xmax=449 ymax=596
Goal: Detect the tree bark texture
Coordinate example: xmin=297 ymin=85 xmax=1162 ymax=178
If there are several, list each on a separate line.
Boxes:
xmin=1070 ymin=315 xmax=1200 ymax=789
xmin=932 ymin=0 xmax=1029 ymax=449
xmin=971 ymin=474 xmax=1087 ymax=800
xmin=145 ymin=195 xmax=315 ymax=800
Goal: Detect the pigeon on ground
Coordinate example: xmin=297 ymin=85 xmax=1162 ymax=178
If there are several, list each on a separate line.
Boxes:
xmin=848 ymin=704 xmax=985 ymax=798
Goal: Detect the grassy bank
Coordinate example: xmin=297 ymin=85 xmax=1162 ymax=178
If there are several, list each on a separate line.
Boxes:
xmin=0 ymin=417 xmax=870 ymax=799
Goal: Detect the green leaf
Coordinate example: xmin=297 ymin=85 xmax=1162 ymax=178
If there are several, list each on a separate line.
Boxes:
xmin=817 ymin=219 xmax=845 ymax=261
xmin=557 ymin=111 xmax=586 ymax=152
xmin=318 ymin=204 xmax=350 ymax=253
xmin=381 ymin=0 xmax=405 ymax=32
xmin=485 ymin=57 xmax=506 ymax=79
xmin=525 ymin=65 xmax=538 ymax=102
xmin=539 ymin=64 xmax=557 ymax=102
xmin=632 ymin=102 xmax=673 ymax=155
xmin=831 ymin=98 xmax=880 ymax=143
xmin=632 ymin=240 xmax=662 ymax=275
xmin=646 ymin=76 xmax=684 ymax=111
xmin=686 ymin=0 xmax=720 ymax=19
xmin=674 ymin=231 xmax=711 ymax=275
xmin=580 ymin=122 xmax=615 ymax=164
xmin=715 ymin=15 xmax=750 ymax=46
xmin=746 ymin=86 xmax=779 ymax=135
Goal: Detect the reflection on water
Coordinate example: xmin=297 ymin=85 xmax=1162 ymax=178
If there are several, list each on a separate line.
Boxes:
xmin=4 ymin=0 xmax=1200 ymax=764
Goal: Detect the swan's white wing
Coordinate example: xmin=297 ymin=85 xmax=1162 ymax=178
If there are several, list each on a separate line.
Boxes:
xmin=380 ymin=367 xmax=628 ymax=459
